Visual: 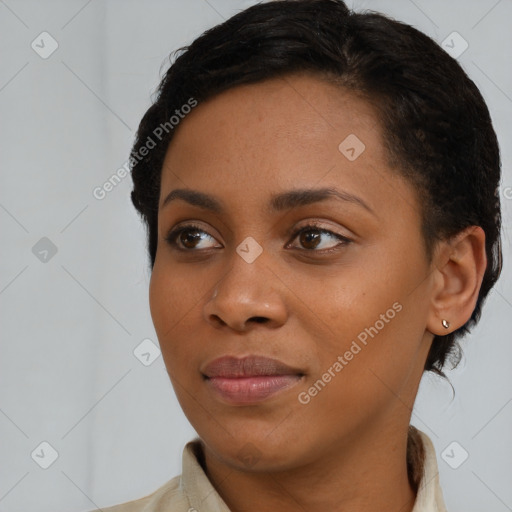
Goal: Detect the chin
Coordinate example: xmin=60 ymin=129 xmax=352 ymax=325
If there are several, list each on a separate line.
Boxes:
xmin=200 ymin=425 xmax=311 ymax=473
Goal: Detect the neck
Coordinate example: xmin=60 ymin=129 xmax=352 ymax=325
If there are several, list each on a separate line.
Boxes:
xmin=201 ymin=417 xmax=418 ymax=512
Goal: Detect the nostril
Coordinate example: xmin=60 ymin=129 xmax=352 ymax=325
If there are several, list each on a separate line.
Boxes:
xmin=250 ymin=316 xmax=269 ymax=324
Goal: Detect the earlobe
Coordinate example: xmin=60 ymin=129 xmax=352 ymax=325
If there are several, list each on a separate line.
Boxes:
xmin=426 ymin=226 xmax=487 ymax=336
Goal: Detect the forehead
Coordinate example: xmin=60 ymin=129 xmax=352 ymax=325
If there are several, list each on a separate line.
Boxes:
xmin=159 ymin=73 xmax=411 ymax=218
xmin=165 ymin=72 xmax=381 ymax=155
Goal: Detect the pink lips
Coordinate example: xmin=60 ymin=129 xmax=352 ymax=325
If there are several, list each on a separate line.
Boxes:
xmin=202 ymin=355 xmax=304 ymax=405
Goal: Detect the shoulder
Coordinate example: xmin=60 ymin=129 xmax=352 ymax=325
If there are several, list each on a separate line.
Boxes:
xmin=86 ymin=474 xmax=192 ymax=512
xmin=84 ymin=439 xmax=224 ymax=512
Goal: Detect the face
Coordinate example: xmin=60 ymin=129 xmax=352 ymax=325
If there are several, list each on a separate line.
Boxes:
xmin=149 ymin=73 xmax=436 ymax=472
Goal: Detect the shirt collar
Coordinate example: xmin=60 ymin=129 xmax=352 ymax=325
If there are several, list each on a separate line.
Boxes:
xmin=181 ymin=429 xmax=448 ymax=512
xmin=181 ymin=441 xmax=231 ymax=512
xmin=412 ymin=429 xmax=449 ymax=512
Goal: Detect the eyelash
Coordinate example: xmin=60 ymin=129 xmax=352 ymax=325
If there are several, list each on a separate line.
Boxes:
xmin=164 ymin=222 xmax=352 ymax=254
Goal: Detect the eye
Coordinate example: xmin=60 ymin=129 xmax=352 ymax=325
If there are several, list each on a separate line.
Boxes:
xmin=164 ymin=222 xmax=352 ymax=253
xmin=165 ymin=223 xmax=221 ymax=251
xmin=287 ymin=223 xmax=352 ymax=253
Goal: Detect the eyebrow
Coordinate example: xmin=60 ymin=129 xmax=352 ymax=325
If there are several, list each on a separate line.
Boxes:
xmin=160 ymin=187 xmax=375 ymax=216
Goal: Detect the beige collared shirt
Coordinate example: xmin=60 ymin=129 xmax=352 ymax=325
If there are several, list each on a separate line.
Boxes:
xmin=90 ymin=429 xmax=448 ymax=511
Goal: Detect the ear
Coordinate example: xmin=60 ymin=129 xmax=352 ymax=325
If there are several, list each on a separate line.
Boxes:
xmin=426 ymin=226 xmax=487 ymax=336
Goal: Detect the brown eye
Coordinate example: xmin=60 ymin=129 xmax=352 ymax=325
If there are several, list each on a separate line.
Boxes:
xmin=288 ymin=224 xmax=352 ymax=253
xmin=165 ymin=222 xmax=351 ymax=254
xmin=298 ymin=229 xmax=322 ymax=250
xmin=179 ymin=228 xmax=203 ymax=249
xmin=165 ymin=224 xmax=219 ymax=251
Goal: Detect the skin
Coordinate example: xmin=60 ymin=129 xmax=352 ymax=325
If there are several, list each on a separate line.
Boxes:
xmin=149 ymin=72 xmax=487 ymax=512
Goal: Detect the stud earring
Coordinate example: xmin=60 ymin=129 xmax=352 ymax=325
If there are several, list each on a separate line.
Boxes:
xmin=442 ymin=319 xmax=450 ymax=329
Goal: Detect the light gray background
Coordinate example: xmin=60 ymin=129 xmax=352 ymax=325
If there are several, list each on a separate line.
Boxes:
xmin=0 ymin=0 xmax=510 ymax=511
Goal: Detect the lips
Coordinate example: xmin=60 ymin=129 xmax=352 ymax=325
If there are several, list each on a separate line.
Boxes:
xmin=202 ymin=355 xmax=304 ymax=404
xmin=202 ymin=355 xmax=304 ymax=378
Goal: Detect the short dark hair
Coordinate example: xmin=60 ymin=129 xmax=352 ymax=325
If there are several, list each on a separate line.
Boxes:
xmin=130 ymin=0 xmax=502 ymax=377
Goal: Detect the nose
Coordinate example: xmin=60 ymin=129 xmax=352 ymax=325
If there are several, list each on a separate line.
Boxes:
xmin=202 ymin=253 xmax=288 ymax=332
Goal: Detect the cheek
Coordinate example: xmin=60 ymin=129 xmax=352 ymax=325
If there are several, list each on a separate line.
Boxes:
xmin=149 ymin=258 xmax=198 ymax=333
xmin=148 ymin=267 xmax=207 ymax=425
xmin=148 ymin=265 xmax=172 ymax=337
xmin=148 ymin=262 xmax=206 ymax=375
xmin=311 ymin=264 xmax=400 ymax=346
xmin=310 ymin=242 xmax=428 ymax=373
xmin=149 ymin=264 xmax=189 ymax=354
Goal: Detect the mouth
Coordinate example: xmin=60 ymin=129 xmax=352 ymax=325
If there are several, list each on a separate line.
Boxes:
xmin=202 ymin=355 xmax=305 ymax=405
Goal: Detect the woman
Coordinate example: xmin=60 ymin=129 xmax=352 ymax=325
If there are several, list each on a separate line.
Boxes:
xmin=91 ymin=0 xmax=502 ymax=510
